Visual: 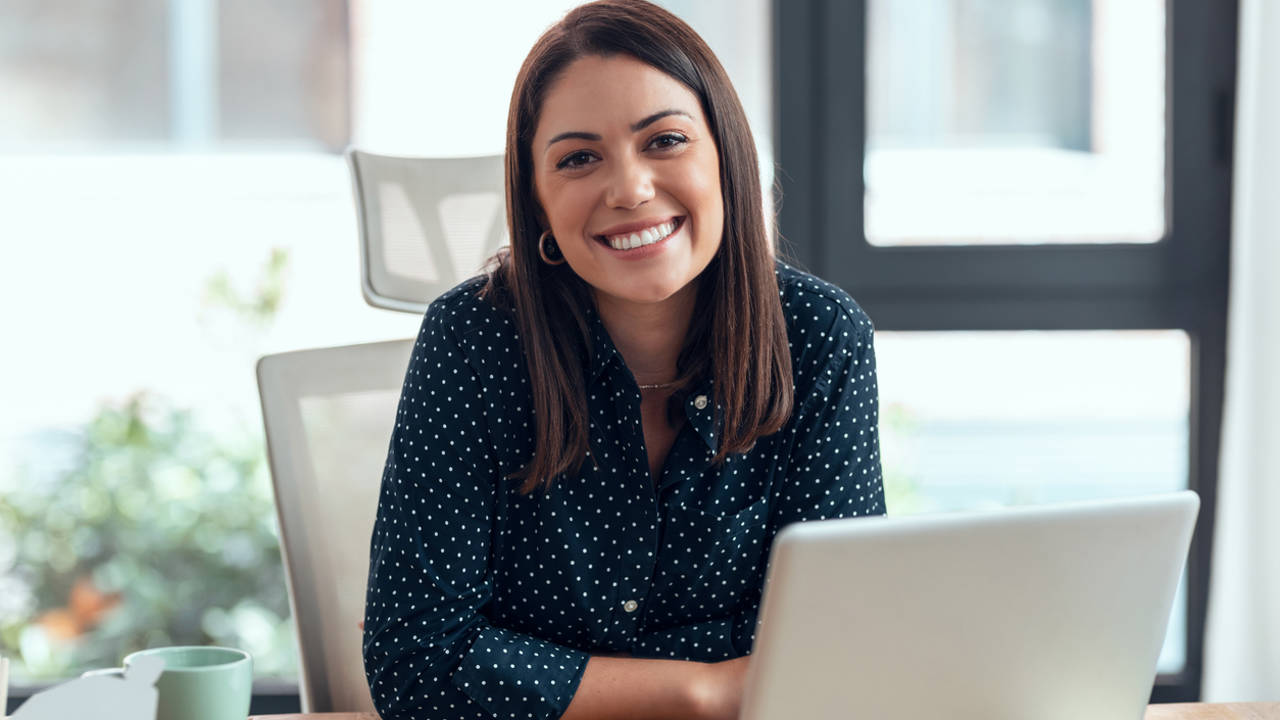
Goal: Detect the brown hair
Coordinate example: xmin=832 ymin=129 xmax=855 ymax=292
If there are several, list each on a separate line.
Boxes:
xmin=482 ymin=0 xmax=792 ymax=495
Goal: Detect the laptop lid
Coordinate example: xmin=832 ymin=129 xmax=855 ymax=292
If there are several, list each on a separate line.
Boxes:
xmin=740 ymin=491 xmax=1199 ymax=720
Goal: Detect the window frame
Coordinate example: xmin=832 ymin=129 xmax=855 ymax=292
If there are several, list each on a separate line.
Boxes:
xmin=773 ymin=0 xmax=1235 ymax=702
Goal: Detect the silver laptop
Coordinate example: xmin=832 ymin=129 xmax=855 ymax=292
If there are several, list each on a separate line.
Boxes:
xmin=740 ymin=491 xmax=1199 ymax=720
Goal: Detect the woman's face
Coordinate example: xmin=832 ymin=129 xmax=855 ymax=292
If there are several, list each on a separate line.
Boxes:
xmin=531 ymin=54 xmax=724 ymax=307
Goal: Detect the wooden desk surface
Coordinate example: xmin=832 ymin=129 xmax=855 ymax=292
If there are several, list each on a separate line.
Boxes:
xmin=251 ymin=706 xmax=1280 ymax=720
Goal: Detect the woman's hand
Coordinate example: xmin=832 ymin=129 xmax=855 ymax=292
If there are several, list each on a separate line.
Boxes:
xmin=690 ymin=655 xmax=752 ymax=720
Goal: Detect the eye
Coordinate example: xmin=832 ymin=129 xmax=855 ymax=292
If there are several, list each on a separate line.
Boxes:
xmin=649 ymin=132 xmax=688 ymax=150
xmin=556 ymin=150 xmax=596 ymax=170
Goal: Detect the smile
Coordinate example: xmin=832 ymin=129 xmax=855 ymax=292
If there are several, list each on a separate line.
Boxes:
xmin=596 ymin=217 xmax=683 ymax=251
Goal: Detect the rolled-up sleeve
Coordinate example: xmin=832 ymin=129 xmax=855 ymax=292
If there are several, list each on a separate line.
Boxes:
xmin=363 ymin=300 xmax=589 ymax=720
xmin=773 ymin=314 xmax=885 ymax=529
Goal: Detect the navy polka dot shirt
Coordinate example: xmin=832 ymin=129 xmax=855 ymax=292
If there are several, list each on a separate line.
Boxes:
xmin=363 ymin=261 xmax=885 ymax=720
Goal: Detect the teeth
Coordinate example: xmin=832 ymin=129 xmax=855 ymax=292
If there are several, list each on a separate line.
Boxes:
xmin=607 ymin=220 xmax=677 ymax=251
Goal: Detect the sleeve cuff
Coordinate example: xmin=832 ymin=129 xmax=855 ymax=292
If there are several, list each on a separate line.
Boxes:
xmin=451 ymin=625 xmax=590 ymax=720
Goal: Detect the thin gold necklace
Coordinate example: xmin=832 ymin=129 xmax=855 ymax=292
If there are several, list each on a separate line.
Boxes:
xmin=638 ymin=381 xmax=679 ymax=390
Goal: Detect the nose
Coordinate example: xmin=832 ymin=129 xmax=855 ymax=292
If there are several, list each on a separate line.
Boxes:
xmin=604 ymin=155 xmax=655 ymax=210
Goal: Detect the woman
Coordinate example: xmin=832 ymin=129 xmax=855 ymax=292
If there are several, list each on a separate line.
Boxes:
xmin=362 ymin=2 xmax=885 ymax=719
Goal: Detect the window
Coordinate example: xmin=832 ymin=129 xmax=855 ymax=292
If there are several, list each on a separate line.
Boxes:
xmin=775 ymin=0 xmax=1235 ymax=701
xmin=877 ymin=329 xmax=1191 ymax=673
xmin=0 ymin=0 xmax=349 ymax=151
xmin=866 ymin=0 xmax=1165 ymax=245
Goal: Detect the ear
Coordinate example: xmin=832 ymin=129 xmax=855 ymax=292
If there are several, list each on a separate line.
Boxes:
xmin=125 ymin=655 xmax=165 ymax=686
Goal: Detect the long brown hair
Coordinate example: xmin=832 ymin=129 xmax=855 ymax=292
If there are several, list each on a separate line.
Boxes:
xmin=482 ymin=0 xmax=792 ymax=495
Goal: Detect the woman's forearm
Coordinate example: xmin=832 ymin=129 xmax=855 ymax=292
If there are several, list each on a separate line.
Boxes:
xmin=559 ymin=654 xmax=709 ymax=720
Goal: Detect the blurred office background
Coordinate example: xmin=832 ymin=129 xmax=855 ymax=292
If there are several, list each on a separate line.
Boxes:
xmin=2 ymin=0 xmax=1275 ymax=711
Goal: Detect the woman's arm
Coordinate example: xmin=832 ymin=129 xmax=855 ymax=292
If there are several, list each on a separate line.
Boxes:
xmin=559 ymin=655 xmax=708 ymax=720
xmin=772 ymin=310 xmax=885 ymax=527
xmin=559 ymin=654 xmax=751 ymax=720
xmin=363 ymin=299 xmax=590 ymax=720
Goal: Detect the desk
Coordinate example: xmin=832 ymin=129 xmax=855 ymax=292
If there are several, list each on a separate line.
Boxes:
xmin=251 ymin=707 xmax=1280 ymax=720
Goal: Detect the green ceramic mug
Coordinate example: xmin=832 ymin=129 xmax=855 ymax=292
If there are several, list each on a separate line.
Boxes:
xmin=85 ymin=646 xmax=253 ymax=720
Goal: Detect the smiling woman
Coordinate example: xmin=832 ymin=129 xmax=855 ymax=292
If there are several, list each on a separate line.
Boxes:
xmin=524 ymin=52 xmax=735 ymax=487
xmin=491 ymin=4 xmax=794 ymax=498
xmin=360 ymin=2 xmax=885 ymax=720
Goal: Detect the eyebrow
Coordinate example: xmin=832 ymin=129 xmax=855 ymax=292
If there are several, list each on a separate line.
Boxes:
xmin=544 ymin=109 xmax=694 ymax=150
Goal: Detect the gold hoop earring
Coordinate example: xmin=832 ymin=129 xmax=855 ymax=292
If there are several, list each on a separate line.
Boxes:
xmin=538 ymin=230 xmax=566 ymax=265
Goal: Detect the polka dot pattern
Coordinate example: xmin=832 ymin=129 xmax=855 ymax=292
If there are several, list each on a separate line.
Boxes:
xmin=363 ymin=261 xmax=885 ymax=719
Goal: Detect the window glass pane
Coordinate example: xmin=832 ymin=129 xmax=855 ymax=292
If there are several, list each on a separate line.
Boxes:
xmin=0 ymin=0 xmax=348 ymax=150
xmin=218 ymin=0 xmax=350 ymax=149
xmin=351 ymin=0 xmax=773 ymax=176
xmin=0 ymin=0 xmax=171 ymax=147
xmin=865 ymin=0 xmax=1166 ymax=245
xmin=877 ymin=329 xmax=1189 ymax=673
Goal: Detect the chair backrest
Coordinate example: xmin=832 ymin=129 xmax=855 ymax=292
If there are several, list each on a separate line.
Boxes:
xmin=346 ymin=148 xmax=507 ymax=314
xmin=256 ymin=339 xmax=414 ymax=713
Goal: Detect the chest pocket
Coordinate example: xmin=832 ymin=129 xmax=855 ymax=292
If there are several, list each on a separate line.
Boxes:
xmin=661 ymin=495 xmax=770 ymax=614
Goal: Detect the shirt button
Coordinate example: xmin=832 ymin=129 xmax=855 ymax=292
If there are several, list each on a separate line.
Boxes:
xmin=622 ymin=600 xmax=639 ymax=613
xmin=694 ymin=395 xmax=709 ymax=410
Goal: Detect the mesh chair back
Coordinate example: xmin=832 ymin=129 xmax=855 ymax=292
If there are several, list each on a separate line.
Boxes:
xmin=256 ymin=339 xmax=414 ymax=712
xmin=347 ymin=148 xmax=506 ymax=314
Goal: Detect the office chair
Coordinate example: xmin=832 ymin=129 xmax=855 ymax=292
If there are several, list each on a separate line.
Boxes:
xmin=258 ymin=148 xmax=505 ymax=710
xmin=346 ymin=148 xmax=507 ymax=314
xmin=257 ymin=339 xmax=414 ymax=712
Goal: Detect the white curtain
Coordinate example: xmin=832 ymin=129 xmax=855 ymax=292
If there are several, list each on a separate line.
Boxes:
xmin=1202 ymin=0 xmax=1280 ymax=702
